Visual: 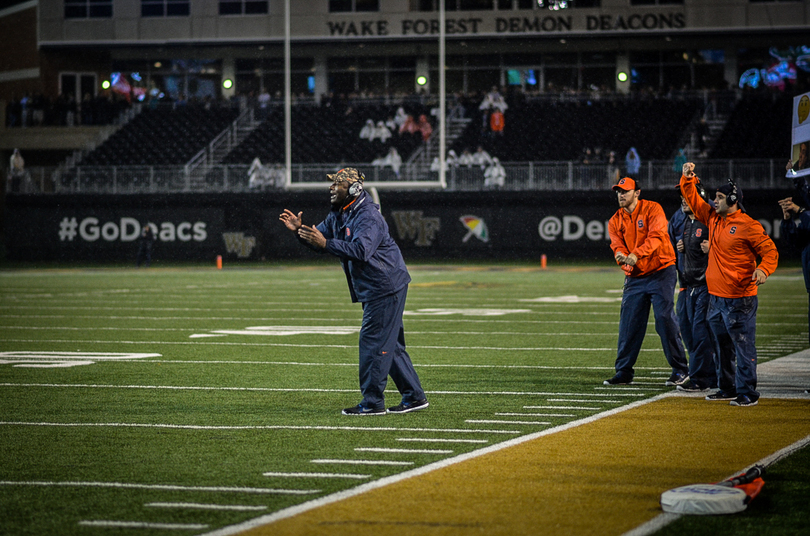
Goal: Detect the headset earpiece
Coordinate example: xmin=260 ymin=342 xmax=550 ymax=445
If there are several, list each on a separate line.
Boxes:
xmin=348 ymin=181 xmax=363 ymax=197
xmin=727 ymin=179 xmax=738 ymax=205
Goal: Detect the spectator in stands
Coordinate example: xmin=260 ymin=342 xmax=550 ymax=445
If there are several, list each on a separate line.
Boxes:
xmin=606 ymin=151 xmax=619 ymax=183
xmin=790 ymin=141 xmax=809 ymax=172
xmin=399 ymin=114 xmax=418 ymax=137
xmin=248 ymin=157 xmax=272 ymax=190
xmin=625 ymin=147 xmax=641 ymax=176
xmin=458 ymin=149 xmax=474 ymax=167
xmin=359 ymin=119 xmax=375 ymax=140
xmin=383 ymin=147 xmax=402 ymax=177
xmin=471 ymin=146 xmax=493 ymax=170
xmin=394 ymin=107 xmax=408 ymax=130
xmin=430 ymin=156 xmax=447 ymax=174
xmin=371 ymin=154 xmax=387 ymax=168
xmin=479 ymin=86 xmax=508 ymax=132
xmin=270 ymin=164 xmax=286 ymax=189
xmin=673 ymin=148 xmax=687 ymax=173
xmin=484 ymin=157 xmax=506 ymax=190
xmin=7 ymin=148 xmax=26 ymax=193
xmin=371 ymin=121 xmax=392 ymax=143
xmin=489 ymin=108 xmax=505 ymax=136
xmin=446 ymin=149 xmax=459 ymax=167
xmin=417 ymin=114 xmax=433 ymax=142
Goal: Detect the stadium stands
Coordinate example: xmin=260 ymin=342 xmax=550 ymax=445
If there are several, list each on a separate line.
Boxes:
xmin=223 ymin=102 xmax=431 ymax=165
xmin=710 ymin=94 xmax=793 ymax=159
xmin=78 ymin=103 xmax=240 ymax=166
xmin=451 ymin=98 xmax=701 ymax=163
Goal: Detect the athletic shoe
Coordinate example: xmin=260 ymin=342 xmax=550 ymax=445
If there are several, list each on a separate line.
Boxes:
xmin=341 ymin=404 xmax=386 ymax=416
xmin=705 ymin=390 xmax=737 ymax=401
xmin=665 ymin=372 xmax=689 ymax=387
xmin=676 ymin=380 xmax=710 ymax=393
xmin=730 ymin=394 xmax=759 ymax=407
xmin=603 ymin=375 xmax=633 ymax=385
xmin=387 ymin=399 xmax=429 ymax=414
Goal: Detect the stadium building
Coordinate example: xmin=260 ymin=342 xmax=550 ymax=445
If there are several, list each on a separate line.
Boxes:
xmin=0 ymin=0 xmax=808 ymax=262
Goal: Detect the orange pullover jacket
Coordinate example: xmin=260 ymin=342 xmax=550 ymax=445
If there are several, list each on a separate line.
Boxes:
xmin=679 ymin=173 xmax=778 ymax=298
xmin=608 ymin=198 xmax=676 ymax=277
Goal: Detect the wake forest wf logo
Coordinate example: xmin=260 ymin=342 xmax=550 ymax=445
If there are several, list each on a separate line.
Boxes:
xmin=391 ymin=211 xmax=441 ymax=247
xmin=222 ymin=232 xmax=256 ymax=258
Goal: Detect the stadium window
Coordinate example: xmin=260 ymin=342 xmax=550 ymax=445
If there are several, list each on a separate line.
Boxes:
xmin=497 ymin=0 xmax=537 ymax=8
xmin=141 ymin=0 xmax=190 ymax=17
xmin=630 ymin=0 xmax=683 ymax=5
xmin=329 ymin=0 xmax=379 ymax=12
xmin=219 ymin=1 xmax=269 ymax=15
xmin=64 ymin=0 xmax=112 ymax=19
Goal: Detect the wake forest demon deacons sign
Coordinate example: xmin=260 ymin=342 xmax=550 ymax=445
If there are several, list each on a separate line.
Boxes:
xmin=327 ymin=11 xmax=686 ymax=37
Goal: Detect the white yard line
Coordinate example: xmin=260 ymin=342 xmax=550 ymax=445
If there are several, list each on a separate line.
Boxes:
xmin=523 ymin=406 xmax=599 ymax=411
xmin=396 ymin=438 xmax=488 ymax=444
xmin=310 ymin=459 xmax=414 ymax=466
xmin=0 ymin=421 xmax=521 ymax=435
xmin=145 ymin=503 xmax=268 ymax=511
xmin=495 ymin=413 xmax=576 ymax=417
xmin=546 ymin=399 xmax=622 ymax=403
xmin=465 ymin=420 xmax=551 ymax=425
xmin=354 ymin=447 xmax=453 ymax=454
xmin=262 ymin=473 xmax=371 ymax=480
xmin=79 ymin=521 xmax=209 ymax=530
xmin=0 ymin=481 xmax=318 ymax=495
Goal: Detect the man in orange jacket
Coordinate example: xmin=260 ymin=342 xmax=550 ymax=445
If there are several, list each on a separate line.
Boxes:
xmin=679 ymin=162 xmax=778 ymax=407
xmin=605 ymin=177 xmax=689 ymax=386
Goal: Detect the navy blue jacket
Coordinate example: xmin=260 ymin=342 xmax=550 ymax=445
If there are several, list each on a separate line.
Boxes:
xmin=782 ymin=176 xmax=810 ymax=292
xmin=668 ymin=208 xmax=687 ymax=288
xmin=315 ymin=191 xmax=411 ymax=303
xmin=679 ymin=217 xmax=710 ymax=288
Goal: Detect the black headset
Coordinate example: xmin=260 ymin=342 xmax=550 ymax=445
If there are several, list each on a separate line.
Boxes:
xmin=726 ymin=178 xmax=738 ymax=205
xmin=348 ymin=171 xmax=365 ymax=197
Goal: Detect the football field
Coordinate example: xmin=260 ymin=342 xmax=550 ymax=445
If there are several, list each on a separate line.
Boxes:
xmin=1 ymin=263 xmax=808 ymax=535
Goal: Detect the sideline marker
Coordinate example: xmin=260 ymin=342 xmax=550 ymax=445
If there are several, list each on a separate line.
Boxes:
xmin=217 ymin=255 xmax=223 ymax=270
xmin=541 ymin=254 xmax=547 ymax=269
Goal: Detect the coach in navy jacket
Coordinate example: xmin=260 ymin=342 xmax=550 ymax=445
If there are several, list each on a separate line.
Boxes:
xmin=280 ymin=167 xmax=428 ymax=416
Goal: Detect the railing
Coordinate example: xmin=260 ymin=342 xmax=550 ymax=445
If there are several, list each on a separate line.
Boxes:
xmin=9 ymin=159 xmax=791 ymax=195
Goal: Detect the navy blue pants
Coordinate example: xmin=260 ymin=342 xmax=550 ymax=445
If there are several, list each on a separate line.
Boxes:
xmin=681 ymin=285 xmax=717 ymax=388
xmin=614 ymin=265 xmax=688 ymax=380
xmin=358 ymin=285 xmax=426 ymax=410
xmin=707 ymin=295 xmax=759 ymax=399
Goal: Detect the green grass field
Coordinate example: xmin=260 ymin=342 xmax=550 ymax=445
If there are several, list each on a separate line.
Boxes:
xmin=0 ymin=263 xmax=807 ymax=535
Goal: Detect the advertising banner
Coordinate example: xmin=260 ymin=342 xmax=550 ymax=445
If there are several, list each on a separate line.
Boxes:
xmin=4 ymin=190 xmax=792 ymax=263
xmin=789 ymin=91 xmax=810 ymax=178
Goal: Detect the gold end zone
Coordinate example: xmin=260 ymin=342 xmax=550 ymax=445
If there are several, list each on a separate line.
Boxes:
xmin=237 ymin=397 xmax=810 ymax=536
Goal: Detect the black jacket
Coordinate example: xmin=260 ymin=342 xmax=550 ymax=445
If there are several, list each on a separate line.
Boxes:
xmin=680 ymin=216 xmax=710 ymax=288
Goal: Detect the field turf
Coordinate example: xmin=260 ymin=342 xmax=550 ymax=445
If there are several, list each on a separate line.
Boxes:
xmin=0 ymin=263 xmax=807 ymax=535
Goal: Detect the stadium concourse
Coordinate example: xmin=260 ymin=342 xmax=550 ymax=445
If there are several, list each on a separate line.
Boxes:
xmin=205 ymin=351 xmax=810 ymax=536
